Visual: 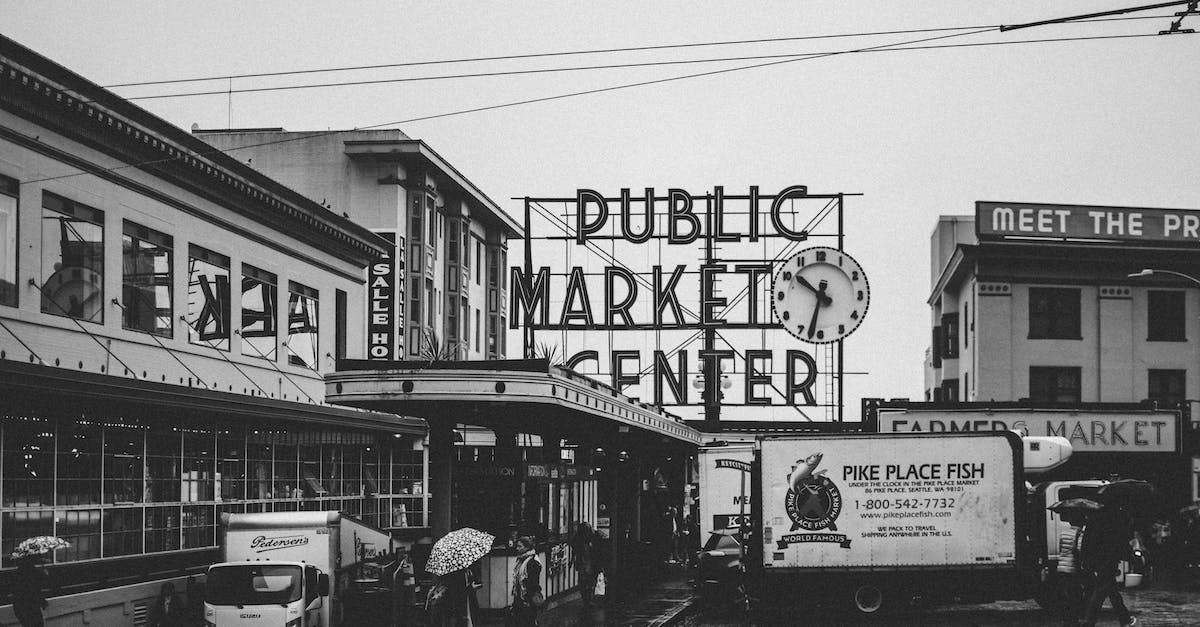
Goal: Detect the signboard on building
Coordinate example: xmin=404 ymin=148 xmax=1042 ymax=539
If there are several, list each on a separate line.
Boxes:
xmin=510 ymin=186 xmax=862 ymax=422
xmin=977 ymin=201 xmax=1200 ymax=244
xmin=877 ymin=409 xmax=1179 ymax=454
xmin=366 ymin=232 xmax=402 ymax=360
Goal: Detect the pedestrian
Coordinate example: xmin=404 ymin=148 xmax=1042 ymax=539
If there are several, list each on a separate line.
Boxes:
xmin=508 ymin=535 xmax=544 ymax=627
xmin=12 ymin=555 xmax=49 ymax=627
xmin=661 ymin=506 xmax=680 ymax=563
xmin=147 ymin=581 xmax=185 ymax=627
xmin=1077 ymin=506 xmax=1137 ymax=627
xmin=1056 ymin=511 xmax=1088 ymax=626
xmin=425 ymin=567 xmax=479 ymax=627
xmin=185 ymin=576 xmax=204 ymax=626
xmin=570 ymin=521 xmax=598 ymax=607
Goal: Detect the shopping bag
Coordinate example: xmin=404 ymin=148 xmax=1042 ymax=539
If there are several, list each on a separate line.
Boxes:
xmin=594 ymin=571 xmax=607 ymax=597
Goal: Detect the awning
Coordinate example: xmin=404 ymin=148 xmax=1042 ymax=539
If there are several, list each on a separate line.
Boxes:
xmin=327 ymin=359 xmax=702 ymax=446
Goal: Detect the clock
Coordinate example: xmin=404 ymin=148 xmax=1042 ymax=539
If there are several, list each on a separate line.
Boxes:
xmin=771 ymin=246 xmax=870 ymax=343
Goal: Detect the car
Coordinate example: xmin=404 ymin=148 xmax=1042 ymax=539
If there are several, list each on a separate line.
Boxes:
xmin=696 ymin=529 xmax=744 ymax=590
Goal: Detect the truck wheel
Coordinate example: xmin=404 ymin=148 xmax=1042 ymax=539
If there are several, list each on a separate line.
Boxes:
xmin=851 ymin=583 xmax=885 ymax=614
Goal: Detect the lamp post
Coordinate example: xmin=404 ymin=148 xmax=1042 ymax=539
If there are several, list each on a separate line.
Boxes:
xmin=1128 ymin=268 xmax=1200 ymax=287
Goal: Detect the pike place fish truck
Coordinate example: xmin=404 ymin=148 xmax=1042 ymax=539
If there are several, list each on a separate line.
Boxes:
xmin=748 ymin=431 xmax=1030 ymax=614
xmin=204 ymin=511 xmax=395 ymax=627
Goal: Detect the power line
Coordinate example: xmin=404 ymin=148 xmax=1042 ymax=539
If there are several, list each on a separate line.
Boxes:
xmin=114 ymin=30 xmax=1193 ymax=103
xmin=102 ymin=13 xmax=1176 ymax=90
xmin=21 ymin=28 xmax=1190 ymax=188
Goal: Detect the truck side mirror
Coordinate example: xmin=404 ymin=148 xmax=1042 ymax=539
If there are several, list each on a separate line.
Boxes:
xmin=318 ymin=573 xmax=330 ymax=596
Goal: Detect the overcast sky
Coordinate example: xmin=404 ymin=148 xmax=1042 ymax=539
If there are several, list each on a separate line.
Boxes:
xmin=5 ymin=1 xmax=1199 ymax=421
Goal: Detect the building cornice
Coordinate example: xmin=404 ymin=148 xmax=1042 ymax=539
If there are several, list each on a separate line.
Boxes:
xmin=0 ymin=34 xmax=389 ymax=265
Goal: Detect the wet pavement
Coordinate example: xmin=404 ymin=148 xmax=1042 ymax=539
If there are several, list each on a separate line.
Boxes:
xmin=472 ymin=566 xmax=1200 ymax=626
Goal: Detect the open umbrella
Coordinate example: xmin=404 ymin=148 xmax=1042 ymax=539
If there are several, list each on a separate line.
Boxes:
xmin=425 ymin=527 xmax=495 ymax=576
xmin=11 ymin=535 xmax=69 ymax=560
xmin=1095 ymin=479 xmax=1158 ymax=514
xmin=1048 ymin=497 xmax=1104 ymax=514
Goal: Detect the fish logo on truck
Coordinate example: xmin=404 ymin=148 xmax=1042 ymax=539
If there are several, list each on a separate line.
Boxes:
xmin=779 ymin=452 xmax=851 ymax=549
xmin=250 ymin=534 xmax=310 ymax=553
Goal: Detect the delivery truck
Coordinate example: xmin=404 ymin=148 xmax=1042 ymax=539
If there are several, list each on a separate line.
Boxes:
xmin=748 ymin=431 xmax=1030 ymax=614
xmin=204 ymin=511 xmax=396 ymax=627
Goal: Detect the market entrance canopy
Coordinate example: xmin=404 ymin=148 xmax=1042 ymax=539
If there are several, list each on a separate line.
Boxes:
xmin=326 ymin=359 xmax=702 ymax=446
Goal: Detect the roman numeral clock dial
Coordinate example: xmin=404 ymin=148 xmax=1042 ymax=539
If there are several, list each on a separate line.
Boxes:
xmin=771 ymin=246 xmax=870 ymax=344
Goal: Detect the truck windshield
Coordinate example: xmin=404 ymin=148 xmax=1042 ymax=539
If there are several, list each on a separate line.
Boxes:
xmin=207 ymin=564 xmax=303 ymax=605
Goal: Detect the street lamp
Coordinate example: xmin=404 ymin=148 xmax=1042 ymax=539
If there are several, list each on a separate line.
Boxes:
xmin=1128 ymin=268 xmax=1200 ymax=286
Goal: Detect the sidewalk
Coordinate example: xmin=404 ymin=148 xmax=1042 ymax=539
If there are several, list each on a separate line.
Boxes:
xmin=477 ymin=563 xmax=695 ymax=627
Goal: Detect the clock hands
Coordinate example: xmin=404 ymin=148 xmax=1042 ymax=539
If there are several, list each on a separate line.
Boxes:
xmin=807 ymin=280 xmax=829 ymax=339
xmin=795 ymin=275 xmax=832 ymax=305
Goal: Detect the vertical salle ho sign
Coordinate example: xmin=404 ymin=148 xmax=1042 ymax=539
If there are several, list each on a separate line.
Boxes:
xmin=367 ymin=231 xmax=398 ymax=359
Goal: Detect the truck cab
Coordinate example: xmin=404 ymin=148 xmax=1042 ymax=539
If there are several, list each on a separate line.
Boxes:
xmin=204 ymin=560 xmax=330 ymax=627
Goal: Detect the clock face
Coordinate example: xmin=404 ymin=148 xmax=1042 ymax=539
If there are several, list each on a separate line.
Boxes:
xmin=771 ymin=247 xmax=870 ymax=344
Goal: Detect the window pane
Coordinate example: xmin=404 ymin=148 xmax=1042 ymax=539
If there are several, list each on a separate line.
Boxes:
xmin=103 ymin=508 xmax=143 ymax=558
xmin=145 ymin=506 xmax=181 ymax=553
xmin=1029 ymin=288 xmax=1080 ymax=339
xmin=104 ymin=419 xmax=145 ymax=504
xmin=58 ymin=419 xmax=102 ymax=506
xmin=182 ymin=504 xmax=215 ymax=549
xmin=0 ymin=175 xmax=17 ymax=307
xmin=121 ymin=222 xmax=173 ymax=336
xmin=183 ymin=423 xmax=215 ymax=502
xmin=147 ymin=422 xmax=180 ymax=503
xmin=1148 ymin=369 xmax=1186 ymax=405
xmin=188 ymin=246 xmax=231 ymax=350
xmin=1029 ymin=366 xmax=1081 ymax=403
xmin=41 ymin=192 xmax=104 ymax=322
xmin=1148 ymin=290 xmax=1186 ymax=341
xmin=2 ymin=511 xmax=54 ymax=567
xmin=2 ymin=415 xmax=55 ymax=508
xmin=287 ymin=283 xmax=319 ymax=369
xmin=57 ymin=509 xmax=101 ymax=562
xmin=242 ymin=265 xmax=278 ymax=360
xmin=217 ymin=422 xmax=245 ymax=502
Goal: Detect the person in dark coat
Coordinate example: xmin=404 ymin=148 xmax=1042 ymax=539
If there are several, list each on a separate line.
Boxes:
xmin=569 ymin=521 xmax=598 ymax=607
xmin=148 ymin=581 xmax=185 ymax=627
xmin=12 ymin=556 xmax=49 ymax=627
xmin=425 ymin=567 xmax=479 ymax=627
xmin=509 ymin=536 xmax=543 ymax=626
xmin=1077 ymin=507 xmax=1137 ymax=627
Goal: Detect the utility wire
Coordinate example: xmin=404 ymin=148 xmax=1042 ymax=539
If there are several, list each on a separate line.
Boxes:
xmin=103 ymin=13 xmax=1176 ymax=89
xmin=116 ymin=30 xmax=1194 ymax=103
xmin=20 ymin=27 xmax=1188 ymax=188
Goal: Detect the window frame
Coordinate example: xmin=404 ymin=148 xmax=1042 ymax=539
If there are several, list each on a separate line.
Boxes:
xmin=121 ymin=220 xmax=174 ymax=337
xmin=1029 ymin=366 xmax=1082 ymax=403
xmin=1148 ymin=368 xmax=1186 ymax=406
xmin=1147 ymin=289 xmax=1186 ymax=342
xmin=1028 ymin=287 xmax=1082 ymax=340
xmin=40 ymin=191 xmax=106 ymax=323
xmin=0 ymin=173 xmax=18 ymax=308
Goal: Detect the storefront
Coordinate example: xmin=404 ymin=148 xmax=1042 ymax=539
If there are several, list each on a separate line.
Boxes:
xmin=327 ymin=358 xmax=702 ymax=608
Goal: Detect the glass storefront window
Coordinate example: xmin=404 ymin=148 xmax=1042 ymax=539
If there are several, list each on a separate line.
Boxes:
xmin=121 ymin=221 xmax=173 ymax=337
xmin=2 ymin=415 xmax=54 ymax=508
xmin=57 ymin=419 xmax=102 ymax=506
xmin=182 ymin=504 xmax=215 ymax=549
xmin=273 ymin=441 xmax=298 ymax=500
xmin=1 ymin=510 xmax=53 ymax=567
xmin=217 ymin=422 xmax=245 ymax=502
xmin=183 ymin=426 xmax=215 ymax=502
xmin=241 ymin=264 xmax=278 ymax=360
xmin=104 ymin=420 xmax=145 ymax=504
xmin=287 ymin=281 xmax=319 ymax=370
xmin=323 ymin=443 xmax=343 ymax=497
xmin=187 ymin=245 xmax=231 ymax=351
xmin=102 ymin=508 xmax=143 ymax=558
xmin=40 ymin=191 xmax=104 ymax=322
xmin=300 ymin=443 xmax=323 ymax=498
xmin=145 ymin=506 xmax=180 ymax=553
xmin=57 ymin=509 xmax=101 ymax=562
xmin=147 ymin=423 xmax=180 ymax=503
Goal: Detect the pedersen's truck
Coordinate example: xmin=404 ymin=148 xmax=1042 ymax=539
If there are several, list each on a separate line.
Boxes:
xmin=204 ymin=511 xmax=395 ymax=627
xmin=750 ymin=431 xmax=1029 ymax=614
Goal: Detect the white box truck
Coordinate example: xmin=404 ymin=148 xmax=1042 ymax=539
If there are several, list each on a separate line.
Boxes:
xmin=204 ymin=511 xmax=395 ymax=627
xmin=751 ymin=431 xmax=1028 ymax=614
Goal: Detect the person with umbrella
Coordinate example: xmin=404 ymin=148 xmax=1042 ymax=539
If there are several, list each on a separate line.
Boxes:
xmin=424 ymin=528 xmax=494 ymax=626
xmin=1049 ymin=498 xmax=1102 ymax=626
xmin=9 ymin=536 xmax=67 ymax=627
xmin=1077 ymin=503 xmax=1138 ymax=627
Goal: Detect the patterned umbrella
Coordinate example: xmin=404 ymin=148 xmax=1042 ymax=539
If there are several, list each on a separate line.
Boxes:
xmin=1048 ymin=498 xmax=1104 ymax=513
xmin=11 ymin=535 xmax=69 ymax=559
xmin=425 ymin=528 xmax=495 ymax=576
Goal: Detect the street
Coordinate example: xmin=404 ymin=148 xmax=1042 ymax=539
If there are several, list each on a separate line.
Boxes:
xmin=687 ymin=581 xmax=1200 ymax=626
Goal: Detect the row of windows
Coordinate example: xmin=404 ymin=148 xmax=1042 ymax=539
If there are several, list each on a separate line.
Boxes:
xmin=930 ymin=367 xmax=1186 ymax=405
xmin=0 ymin=412 xmax=427 ymax=565
xmin=0 ymin=182 xmax=341 ymax=371
xmin=931 ymin=286 xmax=1188 ymax=364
